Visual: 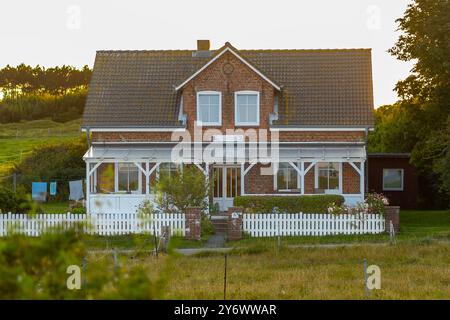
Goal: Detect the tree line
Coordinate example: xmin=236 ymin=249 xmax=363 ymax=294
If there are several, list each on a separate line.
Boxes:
xmin=0 ymin=64 xmax=91 ymax=98
xmin=0 ymin=64 xmax=91 ymax=123
xmin=369 ymin=0 xmax=450 ymax=207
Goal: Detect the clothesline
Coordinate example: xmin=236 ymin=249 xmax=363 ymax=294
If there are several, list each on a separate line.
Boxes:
xmin=32 ymin=180 xmax=84 ymax=201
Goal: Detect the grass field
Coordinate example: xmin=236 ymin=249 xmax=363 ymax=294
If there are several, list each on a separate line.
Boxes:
xmin=0 ymin=119 xmax=82 ymax=175
xmin=156 ymin=242 xmax=449 ymax=299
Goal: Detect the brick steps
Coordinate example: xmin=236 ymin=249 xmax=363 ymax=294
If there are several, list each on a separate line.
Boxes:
xmin=210 ymin=215 xmax=228 ymax=234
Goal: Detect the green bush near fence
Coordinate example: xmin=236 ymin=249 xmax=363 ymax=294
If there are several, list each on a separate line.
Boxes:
xmin=233 ymin=195 xmax=345 ymax=214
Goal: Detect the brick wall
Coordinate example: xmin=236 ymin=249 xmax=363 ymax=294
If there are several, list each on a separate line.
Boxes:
xmin=182 ymin=50 xmax=275 ymax=135
xmin=342 ymin=163 xmax=360 ymax=194
xmin=244 ymin=163 xmax=274 ymax=194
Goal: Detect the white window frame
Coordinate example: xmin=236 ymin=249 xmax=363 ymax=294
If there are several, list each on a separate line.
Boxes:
xmin=234 ymin=90 xmax=260 ymax=126
xmin=274 ymin=162 xmax=301 ymax=192
xmin=382 ymin=168 xmax=404 ymax=191
xmin=157 ymin=162 xmax=182 ymax=179
xmin=114 ymin=162 xmax=142 ymax=194
xmin=196 ymin=91 xmax=222 ymax=126
xmin=314 ymin=162 xmax=343 ymax=193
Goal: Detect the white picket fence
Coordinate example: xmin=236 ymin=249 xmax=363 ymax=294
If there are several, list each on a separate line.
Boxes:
xmin=0 ymin=212 xmax=186 ymax=237
xmin=243 ymin=213 xmax=385 ymax=237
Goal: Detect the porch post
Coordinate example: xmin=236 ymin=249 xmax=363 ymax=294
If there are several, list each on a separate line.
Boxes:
xmin=205 ymin=163 xmax=210 ymax=215
xmin=145 ymin=161 xmax=150 ymax=195
xmin=360 ymin=160 xmax=365 ymax=197
xmin=85 ymin=161 xmax=90 ymax=214
xmin=240 ymin=163 xmax=245 ymax=196
xmin=300 ymin=162 xmax=305 ymax=195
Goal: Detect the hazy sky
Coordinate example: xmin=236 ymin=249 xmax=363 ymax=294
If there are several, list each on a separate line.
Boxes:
xmin=0 ymin=0 xmax=414 ymax=107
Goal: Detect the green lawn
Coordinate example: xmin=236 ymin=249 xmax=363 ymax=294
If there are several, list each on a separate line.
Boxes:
xmin=0 ymin=119 xmax=82 ymax=175
xmin=39 ymin=202 xmax=71 ymax=213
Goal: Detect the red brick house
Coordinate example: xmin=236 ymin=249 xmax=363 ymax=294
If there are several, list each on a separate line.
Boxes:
xmin=82 ymin=41 xmax=374 ymax=214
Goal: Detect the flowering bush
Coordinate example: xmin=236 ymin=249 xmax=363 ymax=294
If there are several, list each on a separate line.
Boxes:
xmin=327 ymin=202 xmax=350 ymax=215
xmin=327 ymin=193 xmax=389 ymax=216
xmin=365 ymin=193 xmax=389 ymax=214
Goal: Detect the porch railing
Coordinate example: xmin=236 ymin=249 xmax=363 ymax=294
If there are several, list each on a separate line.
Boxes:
xmin=243 ymin=213 xmax=385 ymax=237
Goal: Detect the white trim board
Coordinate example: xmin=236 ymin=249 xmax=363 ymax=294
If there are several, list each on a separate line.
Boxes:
xmin=270 ymin=127 xmax=373 ymax=132
xmin=82 ymin=128 xmax=186 ymax=132
xmin=175 ymin=46 xmax=281 ymax=91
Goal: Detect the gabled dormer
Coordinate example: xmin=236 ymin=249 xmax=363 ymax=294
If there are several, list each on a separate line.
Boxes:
xmin=175 ymin=42 xmax=281 ymax=132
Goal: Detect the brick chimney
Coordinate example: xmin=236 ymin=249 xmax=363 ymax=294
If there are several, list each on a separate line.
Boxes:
xmin=197 ymin=39 xmax=210 ymax=51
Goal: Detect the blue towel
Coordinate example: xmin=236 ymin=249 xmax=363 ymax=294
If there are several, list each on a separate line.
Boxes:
xmin=50 ymin=182 xmax=57 ymax=196
xmin=32 ymin=182 xmax=47 ymax=202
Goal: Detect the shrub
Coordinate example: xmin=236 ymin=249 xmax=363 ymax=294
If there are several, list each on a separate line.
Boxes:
xmin=327 ymin=193 xmax=389 ymax=216
xmin=234 ymin=195 xmax=345 ymax=214
xmin=154 ymin=165 xmax=209 ymax=213
xmin=0 ymin=186 xmax=35 ymax=213
xmin=201 ymin=215 xmax=214 ymax=237
xmin=0 ymin=227 xmax=161 ymax=299
xmin=13 ymin=138 xmax=87 ymax=201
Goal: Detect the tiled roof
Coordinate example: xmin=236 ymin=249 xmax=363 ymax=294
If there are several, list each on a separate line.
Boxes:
xmin=82 ymin=45 xmax=374 ymax=128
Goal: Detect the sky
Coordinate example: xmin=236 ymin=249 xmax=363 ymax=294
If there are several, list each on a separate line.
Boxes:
xmin=0 ymin=0 xmax=414 ymax=107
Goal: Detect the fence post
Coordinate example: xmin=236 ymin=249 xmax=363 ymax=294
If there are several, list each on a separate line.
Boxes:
xmin=185 ymin=207 xmax=201 ymax=240
xmin=227 ymin=207 xmax=243 ymax=241
xmin=223 ymin=254 xmax=228 ymax=300
xmin=384 ymin=206 xmax=400 ymax=233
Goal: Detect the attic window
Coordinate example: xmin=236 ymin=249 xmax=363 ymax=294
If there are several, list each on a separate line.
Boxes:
xmin=197 ymin=91 xmax=221 ymax=126
xmin=235 ymin=91 xmax=260 ymax=126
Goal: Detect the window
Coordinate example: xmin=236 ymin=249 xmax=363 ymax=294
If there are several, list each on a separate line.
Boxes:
xmin=95 ymin=163 xmax=115 ymax=194
xmin=277 ymin=163 xmax=299 ymax=191
xmin=383 ymin=169 xmax=404 ymax=191
xmin=316 ymin=162 xmax=340 ymax=190
xmin=159 ymin=163 xmax=180 ymax=179
xmin=235 ymin=91 xmax=259 ymax=125
xmin=197 ymin=91 xmax=221 ymax=125
xmin=117 ymin=163 xmax=140 ymax=193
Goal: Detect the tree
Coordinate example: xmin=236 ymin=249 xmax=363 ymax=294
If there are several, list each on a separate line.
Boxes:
xmin=154 ymin=165 xmax=210 ymax=213
xmin=0 ymin=64 xmax=92 ymax=98
xmin=370 ymin=0 xmax=450 ymax=207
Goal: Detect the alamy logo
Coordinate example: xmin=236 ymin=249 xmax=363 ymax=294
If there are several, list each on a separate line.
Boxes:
xmin=66 ymin=265 xmax=81 ymax=290
xmin=366 ymin=264 xmax=381 ymax=290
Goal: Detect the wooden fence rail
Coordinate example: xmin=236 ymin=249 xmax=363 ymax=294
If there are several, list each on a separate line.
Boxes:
xmin=243 ymin=213 xmax=385 ymax=237
xmin=0 ymin=212 xmax=186 ymax=237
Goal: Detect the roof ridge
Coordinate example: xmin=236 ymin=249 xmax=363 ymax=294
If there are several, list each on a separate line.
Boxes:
xmin=96 ymin=48 xmax=372 ymax=54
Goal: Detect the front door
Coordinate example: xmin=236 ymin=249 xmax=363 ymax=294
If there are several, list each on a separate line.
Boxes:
xmin=212 ymin=165 xmax=241 ymax=211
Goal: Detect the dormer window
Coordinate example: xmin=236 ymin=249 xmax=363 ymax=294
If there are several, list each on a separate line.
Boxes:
xmin=235 ymin=91 xmax=260 ymax=126
xmin=197 ymin=91 xmax=221 ymax=126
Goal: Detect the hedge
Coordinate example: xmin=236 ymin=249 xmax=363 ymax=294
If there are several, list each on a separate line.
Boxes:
xmin=233 ymin=195 xmax=345 ymax=214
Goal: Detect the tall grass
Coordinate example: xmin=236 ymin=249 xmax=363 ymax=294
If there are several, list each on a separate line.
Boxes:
xmin=160 ymin=243 xmax=449 ymax=299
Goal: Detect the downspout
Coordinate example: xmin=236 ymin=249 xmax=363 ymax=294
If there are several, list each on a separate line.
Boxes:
xmin=85 ymin=126 xmax=92 ymax=148
xmin=364 ymin=127 xmax=369 ymax=194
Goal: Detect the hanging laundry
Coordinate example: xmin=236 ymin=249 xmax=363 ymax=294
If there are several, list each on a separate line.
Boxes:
xmin=32 ymin=182 xmax=47 ymax=202
xmin=50 ymin=182 xmax=57 ymax=196
xmin=69 ymin=180 xmax=84 ymax=201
